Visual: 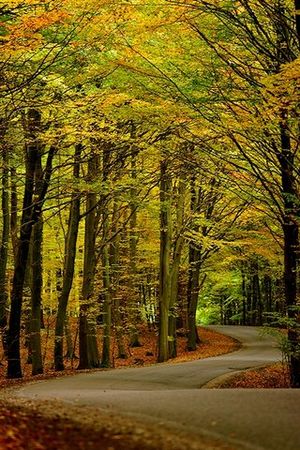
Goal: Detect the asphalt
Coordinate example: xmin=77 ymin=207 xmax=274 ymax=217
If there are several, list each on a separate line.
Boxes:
xmin=14 ymin=326 xmax=300 ymax=450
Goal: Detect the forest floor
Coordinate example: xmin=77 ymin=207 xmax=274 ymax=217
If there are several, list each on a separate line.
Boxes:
xmin=0 ymin=326 xmax=239 ymax=450
xmin=0 ymin=326 xmax=292 ymax=450
xmin=0 ymin=397 xmax=235 ymax=450
xmin=0 ymin=325 xmax=238 ymax=388
xmin=218 ymin=362 xmax=290 ymax=388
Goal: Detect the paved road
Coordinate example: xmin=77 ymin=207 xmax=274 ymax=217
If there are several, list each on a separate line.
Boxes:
xmin=14 ymin=326 xmax=300 ymax=450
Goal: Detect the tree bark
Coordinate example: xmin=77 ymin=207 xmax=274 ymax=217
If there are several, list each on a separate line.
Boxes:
xmin=10 ymin=167 xmax=18 ymax=263
xmin=54 ymin=144 xmax=82 ymax=371
xmin=0 ymin=121 xmax=9 ymax=354
xmin=128 ymin=148 xmax=141 ymax=347
xmin=110 ymin=198 xmax=127 ymax=360
xmin=187 ymin=177 xmax=201 ymax=351
xmin=158 ymin=159 xmax=172 ymax=363
xmin=78 ymin=153 xmax=100 ymax=369
xmin=276 ymin=0 xmax=300 ymax=389
xmin=101 ymin=146 xmax=112 ymax=368
xmin=168 ymin=180 xmax=185 ymax=358
xmin=7 ymin=110 xmax=55 ymax=378
xmin=101 ymin=216 xmax=111 ymax=367
xmin=279 ymin=121 xmax=300 ymax=387
xmin=30 ymin=217 xmax=43 ymax=375
xmin=64 ymin=317 xmax=74 ymax=359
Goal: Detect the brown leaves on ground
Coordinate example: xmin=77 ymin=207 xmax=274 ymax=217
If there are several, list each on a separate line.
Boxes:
xmin=0 ymin=326 xmax=239 ymax=389
xmin=220 ymin=363 xmax=290 ymax=388
xmin=0 ymin=401 xmax=152 ymax=450
xmin=0 ymin=399 xmax=236 ymax=450
xmin=114 ymin=326 xmax=239 ymax=368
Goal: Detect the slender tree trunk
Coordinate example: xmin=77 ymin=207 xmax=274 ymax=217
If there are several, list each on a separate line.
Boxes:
xmin=10 ymin=167 xmax=18 ymax=263
xmin=158 ymin=159 xmax=172 ymax=363
xmin=54 ymin=144 xmax=81 ymax=371
xmin=64 ymin=317 xmax=74 ymax=359
xmin=129 ymin=149 xmax=141 ymax=347
xmin=110 ymin=199 xmax=127 ymax=359
xmin=101 ymin=147 xmax=112 ymax=368
xmin=250 ymin=261 xmax=261 ymax=326
xmin=263 ymin=274 xmax=272 ymax=318
xmin=277 ymin=116 xmax=300 ymax=387
xmin=241 ymin=265 xmax=247 ymax=326
xmin=7 ymin=110 xmax=55 ymax=378
xmin=30 ymin=148 xmax=44 ymax=376
xmin=276 ymin=1 xmax=300 ymax=388
xmin=30 ymin=216 xmax=43 ymax=375
xmin=168 ymin=180 xmax=185 ymax=358
xmin=101 ymin=217 xmax=111 ymax=367
xmin=187 ymin=177 xmax=201 ymax=351
xmin=0 ymin=123 xmax=9 ymax=354
xmin=78 ymin=153 xmax=100 ymax=369
xmin=7 ymin=110 xmax=39 ymax=379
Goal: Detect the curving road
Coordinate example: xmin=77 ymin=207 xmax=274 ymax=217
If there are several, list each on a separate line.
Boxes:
xmin=14 ymin=326 xmax=300 ymax=450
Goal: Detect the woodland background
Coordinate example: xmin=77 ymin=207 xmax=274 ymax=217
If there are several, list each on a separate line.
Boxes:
xmin=0 ymin=0 xmax=299 ymax=386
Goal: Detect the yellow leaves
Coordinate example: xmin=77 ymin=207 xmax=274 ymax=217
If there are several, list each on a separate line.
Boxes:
xmin=263 ymin=57 xmax=300 ymax=117
xmin=17 ymin=10 xmax=69 ymax=33
xmin=2 ymin=7 xmax=70 ymax=55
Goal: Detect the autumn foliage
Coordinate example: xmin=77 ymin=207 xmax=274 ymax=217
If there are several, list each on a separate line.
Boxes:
xmin=0 ymin=0 xmax=299 ymax=387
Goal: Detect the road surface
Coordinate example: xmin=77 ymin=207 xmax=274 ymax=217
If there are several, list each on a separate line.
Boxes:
xmin=14 ymin=326 xmax=300 ymax=450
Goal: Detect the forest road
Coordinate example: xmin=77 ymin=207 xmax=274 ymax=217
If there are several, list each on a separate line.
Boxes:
xmin=14 ymin=326 xmax=300 ymax=450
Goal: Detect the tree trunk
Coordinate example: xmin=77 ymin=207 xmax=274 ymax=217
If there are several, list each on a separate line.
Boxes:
xmin=101 ymin=221 xmax=111 ymax=367
xmin=129 ymin=149 xmax=141 ymax=347
xmin=101 ymin=147 xmax=112 ymax=368
xmin=10 ymin=167 xmax=18 ymax=263
xmin=278 ymin=119 xmax=300 ymax=387
xmin=7 ymin=110 xmax=40 ymax=379
xmin=30 ymin=146 xmax=45 ymax=376
xmin=64 ymin=316 xmax=74 ymax=359
xmin=187 ymin=177 xmax=201 ymax=351
xmin=30 ymin=216 xmax=43 ymax=375
xmin=6 ymin=109 xmax=55 ymax=378
xmin=110 ymin=199 xmax=127 ymax=359
xmin=168 ymin=180 xmax=185 ymax=358
xmin=54 ymin=144 xmax=81 ymax=371
xmin=158 ymin=159 xmax=172 ymax=363
xmin=78 ymin=153 xmax=100 ymax=369
xmin=250 ymin=261 xmax=261 ymax=326
xmin=0 ymin=122 xmax=9 ymax=354
xmin=276 ymin=1 xmax=300 ymax=389
xmin=263 ymin=274 xmax=273 ymax=319
xmin=241 ymin=266 xmax=247 ymax=326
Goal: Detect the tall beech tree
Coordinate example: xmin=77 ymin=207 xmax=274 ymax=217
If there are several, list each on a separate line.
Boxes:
xmin=158 ymin=157 xmax=172 ymax=363
xmin=0 ymin=120 xmax=9 ymax=354
xmin=29 ymin=146 xmax=44 ymax=375
xmin=78 ymin=151 xmax=101 ymax=370
xmin=7 ymin=109 xmax=55 ymax=378
xmin=110 ymin=196 xmax=127 ymax=359
xmin=54 ymin=144 xmax=82 ymax=371
xmin=101 ymin=145 xmax=112 ymax=368
xmin=168 ymin=179 xmax=185 ymax=358
xmin=187 ymin=176 xmax=202 ymax=351
xmin=128 ymin=147 xmax=141 ymax=348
